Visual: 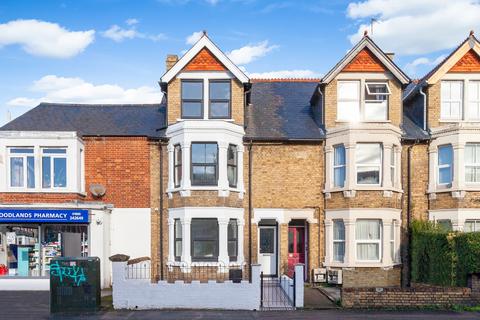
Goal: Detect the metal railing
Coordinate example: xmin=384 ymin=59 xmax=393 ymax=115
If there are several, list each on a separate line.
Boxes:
xmin=260 ymin=271 xmax=295 ymax=310
xmin=125 ymin=260 xmax=152 ymax=279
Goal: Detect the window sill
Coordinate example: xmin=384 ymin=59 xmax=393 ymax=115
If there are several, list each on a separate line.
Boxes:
xmin=167 ymin=186 xmax=245 ymax=197
xmin=438 ymin=119 xmax=480 ymax=123
xmin=324 ymin=186 xmax=403 ymax=194
xmin=2 ymin=189 xmax=86 ymax=196
xmin=176 ymin=118 xmax=235 ymax=122
xmin=167 ymin=261 xmax=243 ymax=267
xmin=335 ymin=120 xmax=391 ymax=124
xmin=324 ymin=261 xmax=401 ymax=268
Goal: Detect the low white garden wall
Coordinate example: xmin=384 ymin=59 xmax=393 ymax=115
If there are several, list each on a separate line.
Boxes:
xmin=279 ymin=265 xmax=304 ymax=308
xmin=0 ymin=277 xmax=49 ymax=290
xmin=112 ymin=262 xmax=261 ymax=310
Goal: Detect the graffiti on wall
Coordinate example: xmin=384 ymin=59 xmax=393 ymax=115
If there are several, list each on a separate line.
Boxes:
xmin=50 ymin=261 xmax=87 ymax=286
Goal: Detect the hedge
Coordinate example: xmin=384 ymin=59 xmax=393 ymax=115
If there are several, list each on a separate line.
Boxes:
xmin=411 ymin=220 xmax=480 ymax=287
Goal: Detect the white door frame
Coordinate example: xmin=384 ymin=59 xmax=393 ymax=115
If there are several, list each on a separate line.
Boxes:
xmin=258 ymin=225 xmax=278 ymax=277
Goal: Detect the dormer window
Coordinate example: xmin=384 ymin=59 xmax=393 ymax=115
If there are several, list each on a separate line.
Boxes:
xmin=181 ymin=80 xmax=203 ymax=119
xmin=42 ymin=148 xmax=67 ymax=188
xmin=9 ymin=148 xmax=35 ymax=188
xmin=209 ymin=80 xmax=231 ymax=119
xmin=365 ymin=82 xmax=390 ymax=121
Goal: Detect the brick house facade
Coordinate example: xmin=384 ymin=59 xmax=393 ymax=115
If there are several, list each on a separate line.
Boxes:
xmin=1 ymin=31 xmax=480 ymax=290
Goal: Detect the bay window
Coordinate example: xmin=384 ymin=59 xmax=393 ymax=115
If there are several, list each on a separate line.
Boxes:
xmin=191 ymin=143 xmax=218 ymax=186
xmin=333 ymin=220 xmax=345 ymax=262
xmin=174 ymin=144 xmax=182 ymax=188
xmin=356 ymin=143 xmax=382 ymax=185
xmin=181 ymin=80 xmax=203 ymax=119
xmin=464 ymin=220 xmax=480 ymax=232
xmin=441 ymin=81 xmax=463 ymax=120
xmin=465 ymin=143 xmax=480 ymax=183
xmin=467 ymin=81 xmax=480 ymax=120
xmin=42 ymin=148 xmax=67 ymax=188
xmin=438 ymin=145 xmax=453 ymax=185
xmin=174 ymin=219 xmax=182 ymax=261
xmin=355 ymin=219 xmax=381 ymax=261
xmin=333 ymin=144 xmax=346 ymax=188
xmin=227 ymin=144 xmax=237 ymax=188
xmin=390 ymin=220 xmax=396 ymax=262
xmin=209 ymin=80 xmax=231 ymax=119
xmin=228 ymin=219 xmax=238 ymax=262
xmin=191 ymin=218 xmax=218 ymax=262
xmin=337 ymin=81 xmax=360 ymax=121
xmin=364 ymin=82 xmax=389 ymax=121
xmin=390 ymin=147 xmax=396 ymax=186
xmin=9 ymin=148 xmax=35 ymax=188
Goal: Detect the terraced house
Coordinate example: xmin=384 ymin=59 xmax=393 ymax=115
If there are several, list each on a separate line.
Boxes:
xmin=0 ymin=31 xmax=479 ymax=294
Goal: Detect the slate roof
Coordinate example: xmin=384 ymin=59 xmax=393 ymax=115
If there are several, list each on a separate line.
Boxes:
xmin=0 ymin=102 xmax=167 ymax=138
xmin=245 ymin=81 xmax=325 ymax=141
xmin=401 ymin=115 xmax=429 ymax=141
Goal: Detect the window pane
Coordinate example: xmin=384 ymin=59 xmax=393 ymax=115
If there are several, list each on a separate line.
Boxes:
xmin=438 ymin=145 xmax=453 ymax=165
xmin=205 ymin=144 xmax=217 ymax=163
xmin=356 ymin=144 xmax=381 ymax=164
xmin=437 ymin=219 xmax=452 ymax=231
xmin=192 ymin=144 xmax=206 ymax=163
xmin=27 ymin=156 xmax=35 ymax=188
xmin=53 ymin=157 xmax=66 ymax=187
xmin=42 ymin=157 xmax=51 ymax=188
xmin=338 ymin=101 xmax=360 ymax=121
xmin=182 ymin=81 xmax=203 ymax=100
xmin=338 ymin=81 xmax=359 ymax=100
xmin=175 ymin=241 xmax=182 ymax=258
xmin=334 ymin=167 xmax=345 ymax=188
xmin=228 ymin=166 xmax=237 ymax=187
xmin=357 ymin=243 xmax=379 ymax=260
xmin=175 ymin=219 xmax=182 ymax=238
xmin=193 ymin=241 xmax=217 ymax=259
xmin=210 ymin=81 xmax=230 ymax=100
xmin=357 ymin=166 xmax=380 ymax=184
xmin=334 ymin=145 xmax=345 ymax=166
xmin=227 ymin=145 xmax=237 ymax=165
xmin=364 ymin=101 xmax=388 ymax=121
xmin=259 ymin=228 xmax=275 ymax=254
xmin=174 ymin=145 xmax=182 ymax=165
xmin=439 ymin=167 xmax=452 ymax=184
xmin=333 ymin=220 xmax=345 ymax=240
xmin=366 ymin=83 xmax=389 ymax=95
xmin=182 ymin=101 xmax=202 ymax=118
xmin=355 ymin=220 xmax=380 ymax=240
xmin=333 ymin=242 xmax=345 ymax=262
xmin=210 ymin=102 xmax=230 ymax=118
xmin=10 ymin=148 xmax=34 ymax=154
xmin=228 ymin=240 xmax=237 ymax=258
xmin=191 ymin=219 xmax=218 ymax=239
xmin=228 ymin=219 xmax=238 ymax=239
xmin=43 ymin=149 xmax=66 ymax=154
xmin=10 ymin=157 xmax=23 ymax=187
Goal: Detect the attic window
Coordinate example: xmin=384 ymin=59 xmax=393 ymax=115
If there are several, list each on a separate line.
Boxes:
xmin=365 ymin=82 xmax=390 ymax=121
xmin=365 ymin=83 xmax=390 ymax=96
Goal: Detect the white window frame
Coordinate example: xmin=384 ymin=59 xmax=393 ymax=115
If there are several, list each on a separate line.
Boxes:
xmin=355 ymin=219 xmax=382 ymax=263
xmin=337 ymin=80 xmax=360 ymax=121
xmin=7 ymin=147 xmax=35 ymax=189
xmin=390 ymin=147 xmax=396 ymax=187
xmin=41 ymin=147 xmax=68 ymax=189
xmin=332 ymin=220 xmax=345 ymax=262
xmin=355 ymin=143 xmax=382 ymax=186
xmin=333 ymin=144 xmax=346 ymax=188
xmin=437 ymin=144 xmax=453 ymax=186
xmin=364 ymin=82 xmax=390 ymax=121
xmin=365 ymin=82 xmax=391 ymax=96
xmin=465 ymin=143 xmax=480 ymax=184
xmin=464 ymin=219 xmax=480 ymax=232
xmin=441 ymin=80 xmax=463 ymax=120
xmin=467 ymin=80 xmax=480 ymax=120
xmin=390 ymin=220 xmax=396 ymax=262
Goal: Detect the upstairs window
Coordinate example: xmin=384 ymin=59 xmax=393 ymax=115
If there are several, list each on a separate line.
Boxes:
xmin=9 ymin=148 xmax=35 ymax=188
xmin=438 ymin=145 xmax=453 ymax=185
xmin=227 ymin=144 xmax=237 ymax=188
xmin=333 ymin=144 xmax=346 ymax=188
xmin=364 ymin=82 xmax=390 ymax=121
xmin=337 ymin=81 xmax=360 ymax=121
xmin=356 ymin=143 xmax=382 ymax=185
xmin=181 ymin=80 xmax=203 ymax=119
xmin=174 ymin=144 xmax=182 ymax=188
xmin=209 ymin=80 xmax=231 ymax=119
xmin=42 ymin=148 xmax=67 ymax=188
xmin=191 ymin=143 xmax=218 ymax=186
xmin=441 ymin=81 xmax=463 ymax=120
xmin=465 ymin=143 xmax=480 ymax=183
xmin=467 ymin=81 xmax=480 ymax=120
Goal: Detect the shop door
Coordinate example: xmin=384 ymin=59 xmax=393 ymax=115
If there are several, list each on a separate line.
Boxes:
xmin=258 ymin=226 xmax=277 ymax=276
xmin=287 ymin=226 xmax=305 ymax=277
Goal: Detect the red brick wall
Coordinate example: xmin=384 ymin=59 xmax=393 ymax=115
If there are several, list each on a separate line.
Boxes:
xmin=0 ymin=193 xmax=84 ymax=203
xmin=183 ymin=48 xmax=226 ymax=71
xmin=83 ymin=137 xmax=151 ymax=208
xmin=449 ymin=49 xmax=480 ymax=73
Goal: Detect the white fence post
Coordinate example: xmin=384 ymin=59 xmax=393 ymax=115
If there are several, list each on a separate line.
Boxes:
xmin=112 ymin=261 xmax=128 ymax=309
xmin=294 ymin=264 xmax=304 ymax=308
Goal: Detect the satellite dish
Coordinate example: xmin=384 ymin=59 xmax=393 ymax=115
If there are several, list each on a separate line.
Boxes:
xmin=89 ymin=184 xmax=106 ymax=197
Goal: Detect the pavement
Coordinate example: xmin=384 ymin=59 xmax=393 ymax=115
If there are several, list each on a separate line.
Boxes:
xmin=303 ymin=286 xmax=337 ymax=309
xmin=2 ymin=291 xmax=480 ymax=320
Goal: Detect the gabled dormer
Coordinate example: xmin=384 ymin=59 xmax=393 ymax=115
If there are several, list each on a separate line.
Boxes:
xmin=316 ymin=34 xmax=410 ymax=129
xmin=160 ymin=32 xmax=249 ymax=126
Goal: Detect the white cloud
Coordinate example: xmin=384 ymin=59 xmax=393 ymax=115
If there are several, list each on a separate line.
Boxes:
xmin=404 ymin=54 xmax=446 ymax=77
xmin=347 ymin=0 xmax=480 ymax=55
xmin=247 ymin=69 xmax=321 ymax=79
xmin=125 ymin=18 xmax=139 ymax=26
xmin=186 ymin=31 xmax=204 ymax=45
xmin=0 ymin=19 xmax=94 ymax=58
xmin=227 ymin=41 xmax=278 ymax=65
xmin=102 ymin=24 xmax=166 ymax=42
xmin=7 ymin=75 xmax=162 ymax=107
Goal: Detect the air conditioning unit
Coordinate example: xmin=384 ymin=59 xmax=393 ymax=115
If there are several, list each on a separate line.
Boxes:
xmin=312 ymin=268 xmax=327 ymax=284
xmin=327 ymin=269 xmax=343 ymax=284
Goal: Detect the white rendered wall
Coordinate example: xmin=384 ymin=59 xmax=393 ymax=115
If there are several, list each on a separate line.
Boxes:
xmin=112 ymin=262 xmax=261 ymax=310
xmin=89 ymin=209 xmax=111 ymax=289
xmin=110 ymin=208 xmax=151 ymax=259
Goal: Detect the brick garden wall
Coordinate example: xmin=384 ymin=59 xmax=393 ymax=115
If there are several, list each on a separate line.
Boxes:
xmin=342 ymin=267 xmax=401 ymax=288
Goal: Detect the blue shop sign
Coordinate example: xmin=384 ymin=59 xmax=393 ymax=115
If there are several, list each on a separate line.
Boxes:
xmin=0 ymin=208 xmax=89 ymax=224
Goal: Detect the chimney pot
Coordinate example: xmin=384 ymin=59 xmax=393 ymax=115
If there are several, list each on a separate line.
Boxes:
xmin=166 ymin=54 xmax=179 ymax=71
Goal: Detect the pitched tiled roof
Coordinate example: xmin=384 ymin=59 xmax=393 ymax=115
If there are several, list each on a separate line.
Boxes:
xmin=0 ymin=102 xmax=167 ymax=138
xmin=401 ymin=115 xmax=429 ymax=141
xmin=245 ymin=81 xmax=325 ymax=141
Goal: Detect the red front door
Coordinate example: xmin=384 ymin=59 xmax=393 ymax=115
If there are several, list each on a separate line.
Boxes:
xmin=287 ymin=226 xmax=305 ymax=278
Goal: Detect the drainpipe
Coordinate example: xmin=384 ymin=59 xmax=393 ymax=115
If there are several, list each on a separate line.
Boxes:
xmin=159 ymin=141 xmax=164 ymax=280
xmin=248 ymin=141 xmax=253 ymax=283
xmin=419 ymin=87 xmax=427 ymax=131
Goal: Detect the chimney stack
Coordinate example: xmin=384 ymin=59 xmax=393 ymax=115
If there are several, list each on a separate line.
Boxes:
xmin=385 ymin=52 xmax=395 ymax=61
xmin=166 ymin=54 xmax=179 ymax=71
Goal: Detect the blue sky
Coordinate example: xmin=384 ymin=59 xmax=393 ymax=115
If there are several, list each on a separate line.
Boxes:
xmin=1 ymin=0 xmax=479 ymax=126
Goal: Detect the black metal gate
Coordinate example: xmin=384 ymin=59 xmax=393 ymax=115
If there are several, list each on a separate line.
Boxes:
xmin=260 ymin=272 xmax=295 ymax=311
